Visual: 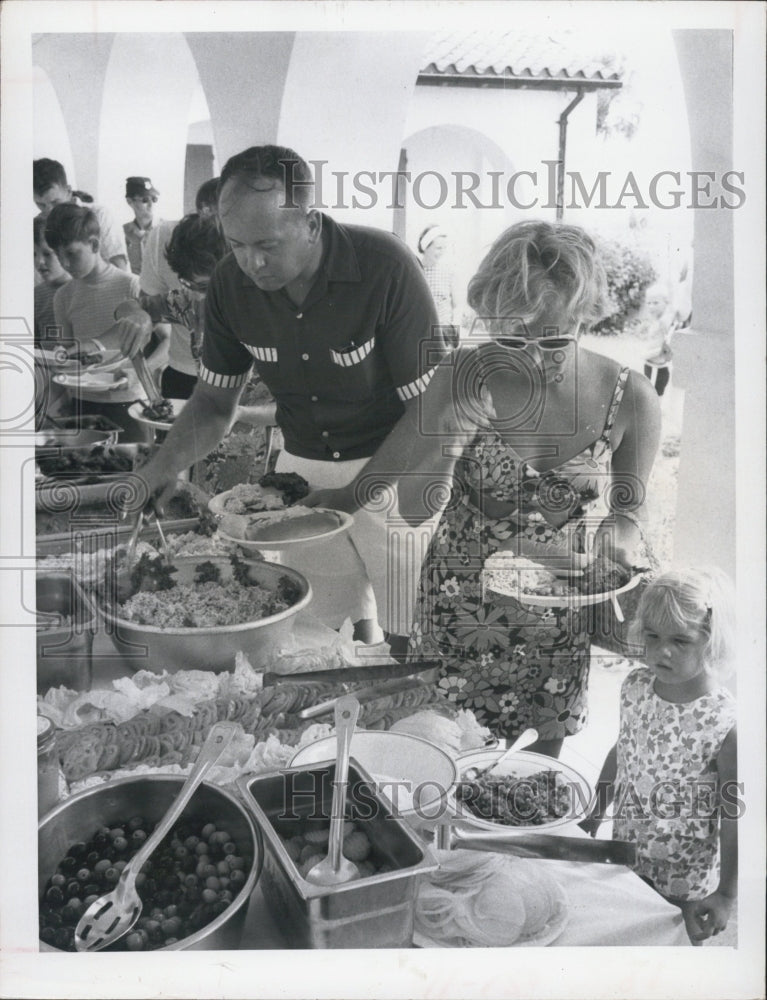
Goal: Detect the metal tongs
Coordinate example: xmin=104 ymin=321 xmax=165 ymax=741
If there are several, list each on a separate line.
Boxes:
xmin=434 ymin=821 xmax=637 ymax=866
xmin=131 ymin=351 xmax=165 ymax=407
xmin=121 ymin=502 xmax=172 ymax=589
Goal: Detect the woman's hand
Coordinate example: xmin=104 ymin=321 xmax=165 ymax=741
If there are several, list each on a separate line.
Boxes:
xmin=680 ymin=891 xmax=734 ymax=945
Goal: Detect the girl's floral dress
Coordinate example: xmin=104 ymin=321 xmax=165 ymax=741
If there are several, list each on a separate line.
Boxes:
xmin=613 ymin=667 xmax=736 ymax=901
xmin=408 ymin=368 xmax=630 ymax=741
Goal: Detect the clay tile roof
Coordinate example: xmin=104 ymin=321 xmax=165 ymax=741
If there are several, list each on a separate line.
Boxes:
xmin=420 ymin=30 xmax=623 ymax=86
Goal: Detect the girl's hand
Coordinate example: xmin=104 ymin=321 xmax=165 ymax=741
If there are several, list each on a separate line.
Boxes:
xmin=680 ymin=891 xmax=734 ymax=945
xmin=577 ymin=814 xmax=602 ymax=838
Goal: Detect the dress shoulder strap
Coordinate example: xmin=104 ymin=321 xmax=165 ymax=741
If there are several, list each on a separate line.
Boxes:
xmin=599 ymin=366 xmax=631 ymax=443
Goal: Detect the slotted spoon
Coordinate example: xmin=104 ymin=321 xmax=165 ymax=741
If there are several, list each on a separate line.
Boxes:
xmin=305 ymin=695 xmax=361 ymax=886
xmin=73 ymin=721 xmax=237 ymax=952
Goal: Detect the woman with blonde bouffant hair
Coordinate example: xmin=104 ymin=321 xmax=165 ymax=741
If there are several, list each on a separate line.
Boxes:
xmin=399 ymin=220 xmax=662 ymax=757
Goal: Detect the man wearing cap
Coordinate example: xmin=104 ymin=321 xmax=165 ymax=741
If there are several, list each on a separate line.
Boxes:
xmin=136 ymin=145 xmax=444 ymax=655
xmin=33 ymin=158 xmax=129 ymax=271
xmin=124 ymin=177 xmax=161 ymax=274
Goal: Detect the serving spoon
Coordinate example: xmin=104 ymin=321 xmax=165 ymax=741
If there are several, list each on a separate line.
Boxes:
xmin=462 ymin=727 xmax=539 ymax=780
xmin=305 ymin=696 xmax=361 ymax=886
xmin=73 ymin=721 xmax=237 ymax=952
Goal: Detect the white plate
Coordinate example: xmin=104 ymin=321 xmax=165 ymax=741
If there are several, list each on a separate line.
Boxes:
xmin=53 ymin=372 xmax=128 ymax=392
xmin=127 ymin=398 xmax=187 ymax=430
xmin=453 ymin=748 xmax=592 ymax=833
xmin=485 ymin=572 xmax=643 ymax=612
xmin=290 ymin=730 xmax=458 ymax=816
xmin=412 ymin=873 xmax=569 ymax=948
xmin=217 ymin=507 xmax=353 ymax=550
xmin=85 ymin=350 xmax=126 ymax=374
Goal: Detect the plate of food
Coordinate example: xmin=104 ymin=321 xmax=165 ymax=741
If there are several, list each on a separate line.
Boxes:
xmin=482 ymin=551 xmax=643 ymax=618
xmin=412 ymin=849 xmax=569 ymax=948
xmin=452 ymin=748 xmax=592 ymax=833
xmin=208 ymin=473 xmax=311 ymax=516
xmin=53 ymin=371 xmax=128 ymax=392
xmin=37 ymin=346 xmax=125 ymax=373
xmin=127 ymin=398 xmax=186 ymax=430
xmin=217 ymin=506 xmax=353 ymax=550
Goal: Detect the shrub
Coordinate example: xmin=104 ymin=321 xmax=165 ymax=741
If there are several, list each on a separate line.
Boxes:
xmin=592 ymin=237 xmax=656 ymax=336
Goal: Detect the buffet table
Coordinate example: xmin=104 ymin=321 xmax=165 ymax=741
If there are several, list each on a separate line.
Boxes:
xmin=45 ymin=633 xmax=691 ymax=950
xmin=237 ymin=830 xmax=689 ymax=949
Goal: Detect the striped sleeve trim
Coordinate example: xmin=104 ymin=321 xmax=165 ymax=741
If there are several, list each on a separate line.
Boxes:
xmin=396 ymin=365 xmax=438 ymax=401
xmin=243 ymin=344 xmax=278 ymax=363
xmin=330 ymin=337 xmax=375 ymax=367
xmin=199 ymin=364 xmax=252 ymax=389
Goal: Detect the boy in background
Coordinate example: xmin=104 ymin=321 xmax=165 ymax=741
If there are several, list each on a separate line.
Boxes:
xmin=34 ymin=215 xmax=71 ymax=343
xmin=34 ymin=215 xmax=72 ymax=425
xmin=640 ymin=282 xmax=677 ymax=398
xmin=45 ymin=202 xmax=166 ymax=441
xmin=123 ymin=176 xmax=161 ymax=274
xmin=33 ymin=158 xmax=129 ymax=271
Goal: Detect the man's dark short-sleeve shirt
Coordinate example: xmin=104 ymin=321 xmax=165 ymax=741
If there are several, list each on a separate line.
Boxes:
xmin=201 ymin=214 xmax=444 ymax=461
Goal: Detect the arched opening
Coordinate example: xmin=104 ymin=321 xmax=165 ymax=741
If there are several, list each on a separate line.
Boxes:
xmin=401 ymin=123 xmax=515 ymax=300
xmin=32 ymin=65 xmax=75 ymax=199
xmin=98 ymin=33 xmax=202 ymax=224
xmin=183 ymin=81 xmax=217 ymax=215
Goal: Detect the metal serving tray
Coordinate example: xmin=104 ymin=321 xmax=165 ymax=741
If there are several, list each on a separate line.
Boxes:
xmin=238 ymin=760 xmax=438 ymax=949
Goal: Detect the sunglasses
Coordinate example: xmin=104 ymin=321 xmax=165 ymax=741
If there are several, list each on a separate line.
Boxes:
xmin=179 ymin=276 xmax=210 ymax=293
xmin=496 ymin=335 xmax=577 ymax=351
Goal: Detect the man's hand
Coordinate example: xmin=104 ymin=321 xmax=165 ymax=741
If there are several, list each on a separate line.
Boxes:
xmin=103 ymin=314 xmax=153 ymax=359
xmin=127 ymin=462 xmax=178 ymax=519
xmin=303 ymin=485 xmax=360 ymax=515
xmin=680 ymin=891 xmax=734 ymax=945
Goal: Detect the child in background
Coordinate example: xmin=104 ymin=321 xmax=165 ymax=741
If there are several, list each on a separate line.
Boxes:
xmin=582 ymin=567 xmax=737 ymax=945
xmin=640 ymin=281 xmax=677 ymax=397
xmin=34 ymin=216 xmax=73 ymax=425
xmin=34 ymin=215 xmax=71 ymax=343
xmin=33 ymin=158 xmax=128 ymax=270
xmin=114 ymin=213 xmax=229 ymax=400
xmin=45 ymin=202 xmax=166 ymax=442
xmin=416 ymin=224 xmax=459 ymax=350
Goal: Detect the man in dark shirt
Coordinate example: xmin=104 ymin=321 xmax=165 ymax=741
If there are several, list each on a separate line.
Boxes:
xmin=138 ymin=145 xmax=443 ymax=651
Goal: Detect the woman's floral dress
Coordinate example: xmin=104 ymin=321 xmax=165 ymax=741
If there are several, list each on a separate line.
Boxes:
xmin=408 ymin=368 xmax=630 ymax=741
xmin=613 ymin=667 xmax=736 ymax=901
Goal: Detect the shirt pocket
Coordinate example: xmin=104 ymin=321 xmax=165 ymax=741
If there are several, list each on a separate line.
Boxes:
xmin=329 ymin=336 xmax=375 ymax=368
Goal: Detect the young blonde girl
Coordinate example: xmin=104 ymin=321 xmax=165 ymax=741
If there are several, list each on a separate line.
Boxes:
xmin=582 ymin=567 xmax=737 ymax=945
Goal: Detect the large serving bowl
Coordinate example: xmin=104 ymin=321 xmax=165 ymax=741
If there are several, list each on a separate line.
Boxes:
xmin=38 ymin=775 xmax=263 ymax=952
xmin=452 ymin=748 xmax=593 ymax=834
xmin=98 ymin=557 xmax=312 ymax=673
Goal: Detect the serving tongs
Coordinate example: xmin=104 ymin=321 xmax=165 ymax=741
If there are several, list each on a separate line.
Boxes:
xmin=116 ymin=503 xmax=173 ymax=602
xmin=74 ymin=722 xmax=238 ymax=952
xmin=131 ymin=351 xmax=165 ymax=408
xmin=434 ymin=821 xmax=637 ymax=866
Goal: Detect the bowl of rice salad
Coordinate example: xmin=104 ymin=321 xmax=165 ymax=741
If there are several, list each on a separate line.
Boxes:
xmin=99 ymin=554 xmax=312 ymax=674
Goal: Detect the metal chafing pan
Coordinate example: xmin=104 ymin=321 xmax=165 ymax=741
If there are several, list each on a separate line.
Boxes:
xmin=36 ymin=570 xmax=98 ymax=693
xmin=238 ymin=760 xmax=439 ymax=948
